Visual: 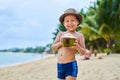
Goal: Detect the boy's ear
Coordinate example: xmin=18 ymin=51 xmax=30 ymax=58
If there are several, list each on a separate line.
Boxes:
xmin=77 ymin=22 xmax=79 ymax=26
xmin=77 ymin=20 xmax=79 ymax=25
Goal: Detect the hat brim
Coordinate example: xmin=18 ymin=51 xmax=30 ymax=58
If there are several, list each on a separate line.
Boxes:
xmin=59 ymin=13 xmax=82 ymax=26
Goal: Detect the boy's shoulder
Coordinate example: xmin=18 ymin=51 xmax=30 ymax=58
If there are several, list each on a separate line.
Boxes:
xmin=76 ymin=32 xmax=84 ymax=37
xmin=57 ymin=31 xmax=64 ymax=36
xmin=58 ymin=31 xmax=63 ymax=34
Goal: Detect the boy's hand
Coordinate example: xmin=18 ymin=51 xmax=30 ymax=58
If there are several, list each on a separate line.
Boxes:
xmin=72 ymin=40 xmax=80 ymax=49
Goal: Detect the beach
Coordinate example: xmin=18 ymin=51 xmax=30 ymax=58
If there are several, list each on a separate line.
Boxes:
xmin=0 ymin=53 xmax=120 ymax=80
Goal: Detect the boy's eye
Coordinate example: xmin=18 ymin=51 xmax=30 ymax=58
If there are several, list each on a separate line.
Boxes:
xmin=65 ymin=20 xmax=69 ymax=23
xmin=66 ymin=20 xmax=74 ymax=22
xmin=72 ymin=20 xmax=75 ymax=22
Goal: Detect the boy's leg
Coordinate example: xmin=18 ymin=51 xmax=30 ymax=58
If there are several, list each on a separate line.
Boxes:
xmin=57 ymin=63 xmax=65 ymax=80
xmin=66 ymin=76 xmax=76 ymax=80
xmin=65 ymin=61 xmax=78 ymax=80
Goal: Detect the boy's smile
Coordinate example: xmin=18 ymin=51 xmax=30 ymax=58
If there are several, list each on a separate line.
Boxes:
xmin=63 ymin=14 xmax=79 ymax=32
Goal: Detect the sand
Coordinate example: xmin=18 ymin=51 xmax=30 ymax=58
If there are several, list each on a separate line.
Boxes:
xmin=0 ymin=53 xmax=120 ymax=80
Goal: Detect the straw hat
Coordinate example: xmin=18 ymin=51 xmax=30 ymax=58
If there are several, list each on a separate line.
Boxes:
xmin=59 ymin=8 xmax=82 ymax=26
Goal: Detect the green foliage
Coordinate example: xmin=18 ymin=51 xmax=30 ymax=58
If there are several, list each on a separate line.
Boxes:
xmin=58 ymin=24 xmax=66 ymax=31
xmin=112 ymin=40 xmax=120 ymax=52
xmin=104 ymin=48 xmax=111 ymax=53
xmin=79 ymin=0 xmax=120 ymax=53
xmin=98 ymin=24 xmax=113 ymax=41
xmin=80 ymin=25 xmax=99 ymax=40
xmin=52 ymin=29 xmax=59 ymax=41
xmin=0 ymin=46 xmax=46 ymax=53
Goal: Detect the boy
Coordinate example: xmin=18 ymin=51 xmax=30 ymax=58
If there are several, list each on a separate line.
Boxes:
xmin=51 ymin=8 xmax=91 ymax=80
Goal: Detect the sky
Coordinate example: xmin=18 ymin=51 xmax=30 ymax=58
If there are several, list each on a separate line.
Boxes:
xmin=0 ymin=0 xmax=96 ymax=49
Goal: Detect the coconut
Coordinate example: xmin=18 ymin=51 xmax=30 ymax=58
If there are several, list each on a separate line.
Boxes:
xmin=62 ymin=33 xmax=76 ymax=47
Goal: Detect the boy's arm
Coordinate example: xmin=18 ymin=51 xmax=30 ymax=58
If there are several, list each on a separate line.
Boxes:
xmin=51 ymin=31 xmax=62 ymax=51
xmin=75 ymin=34 xmax=86 ymax=55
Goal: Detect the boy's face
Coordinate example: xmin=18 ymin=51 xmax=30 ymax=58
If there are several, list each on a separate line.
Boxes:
xmin=63 ymin=14 xmax=79 ymax=32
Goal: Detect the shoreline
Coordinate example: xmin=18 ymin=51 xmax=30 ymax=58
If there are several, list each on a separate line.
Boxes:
xmin=0 ymin=53 xmax=120 ymax=80
xmin=0 ymin=54 xmax=55 ymax=68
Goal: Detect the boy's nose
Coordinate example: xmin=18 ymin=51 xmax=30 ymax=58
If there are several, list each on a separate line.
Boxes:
xmin=68 ymin=22 xmax=72 ymax=25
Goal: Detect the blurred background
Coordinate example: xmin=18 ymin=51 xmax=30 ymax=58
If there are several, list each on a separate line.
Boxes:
xmin=0 ymin=0 xmax=120 ymax=54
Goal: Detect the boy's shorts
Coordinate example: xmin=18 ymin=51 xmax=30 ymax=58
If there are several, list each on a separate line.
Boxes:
xmin=57 ymin=60 xmax=78 ymax=79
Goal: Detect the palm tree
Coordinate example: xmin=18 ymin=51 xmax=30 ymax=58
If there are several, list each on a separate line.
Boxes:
xmin=79 ymin=0 xmax=120 ymax=52
xmin=95 ymin=0 xmax=120 ymax=52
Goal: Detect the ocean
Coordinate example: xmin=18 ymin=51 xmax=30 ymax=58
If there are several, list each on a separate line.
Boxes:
xmin=0 ymin=52 xmax=43 ymax=67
